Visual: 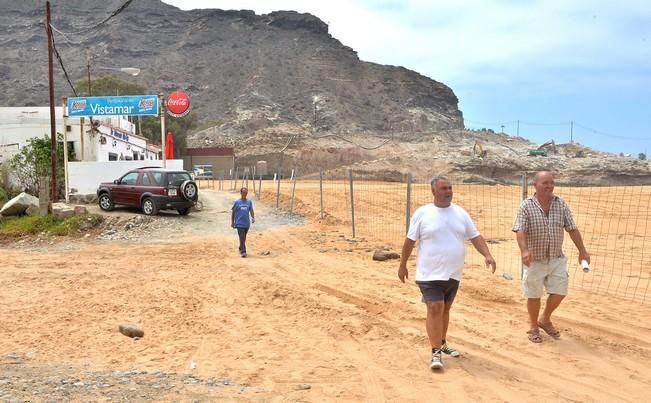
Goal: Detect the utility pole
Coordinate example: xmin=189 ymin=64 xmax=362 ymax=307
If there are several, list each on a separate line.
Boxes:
xmin=517 ymin=120 xmax=520 ymax=137
xmin=86 ymin=49 xmax=92 ymax=96
xmin=46 ymin=1 xmax=57 ymax=201
xmin=570 ymin=120 xmax=574 ymax=144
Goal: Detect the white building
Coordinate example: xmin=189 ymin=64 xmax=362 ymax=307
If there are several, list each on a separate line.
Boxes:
xmin=0 ymin=106 xmax=160 ymax=164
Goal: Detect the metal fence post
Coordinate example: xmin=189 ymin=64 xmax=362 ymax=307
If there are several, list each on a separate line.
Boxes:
xmin=234 ymin=167 xmax=239 ymax=191
xmin=275 ymin=171 xmax=281 ymax=208
xmin=257 ymin=173 xmax=262 ymax=200
xmin=276 ymin=153 xmax=284 ymax=208
xmin=319 ymin=171 xmax=324 ymax=219
xmin=290 ymin=168 xmax=297 ymax=213
xmin=520 ymin=171 xmax=528 ymax=280
xmin=252 ymin=165 xmax=256 ymax=191
xmin=349 ymin=169 xmax=355 ymax=238
xmin=406 ymin=173 xmax=412 ymax=234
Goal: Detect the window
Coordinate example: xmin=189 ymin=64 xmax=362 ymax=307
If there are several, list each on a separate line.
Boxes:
xmin=167 ymin=172 xmax=192 ymax=185
xmin=120 ymin=172 xmax=139 ymax=185
xmin=108 ymin=152 xmax=118 ymax=161
xmin=152 ymin=172 xmax=164 ymax=185
xmin=143 ymin=173 xmax=150 ymax=186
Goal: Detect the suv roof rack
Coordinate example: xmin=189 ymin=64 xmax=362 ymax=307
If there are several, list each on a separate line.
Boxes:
xmin=136 ymin=166 xmax=163 ymax=169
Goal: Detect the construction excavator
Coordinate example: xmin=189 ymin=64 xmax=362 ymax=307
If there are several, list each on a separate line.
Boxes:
xmin=528 ymin=140 xmax=556 ymax=157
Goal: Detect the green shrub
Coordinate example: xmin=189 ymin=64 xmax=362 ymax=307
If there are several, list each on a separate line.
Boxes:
xmin=0 ymin=215 xmax=57 ymax=236
xmin=0 ymin=214 xmax=104 ymax=237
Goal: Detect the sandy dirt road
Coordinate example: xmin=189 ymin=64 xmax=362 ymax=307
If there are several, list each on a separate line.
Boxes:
xmin=1 ymin=189 xmax=650 ymax=402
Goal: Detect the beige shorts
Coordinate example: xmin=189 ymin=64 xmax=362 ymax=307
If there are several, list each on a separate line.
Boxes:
xmin=522 ymin=256 xmax=568 ymax=298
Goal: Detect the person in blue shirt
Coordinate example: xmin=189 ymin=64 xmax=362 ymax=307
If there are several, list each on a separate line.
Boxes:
xmin=231 ymin=187 xmax=255 ymax=257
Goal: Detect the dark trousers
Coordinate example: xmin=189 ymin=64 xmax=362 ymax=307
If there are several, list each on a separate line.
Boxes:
xmin=237 ymin=227 xmax=249 ymax=254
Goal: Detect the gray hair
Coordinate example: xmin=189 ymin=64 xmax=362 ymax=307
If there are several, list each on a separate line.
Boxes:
xmin=430 ymin=176 xmax=451 ymax=189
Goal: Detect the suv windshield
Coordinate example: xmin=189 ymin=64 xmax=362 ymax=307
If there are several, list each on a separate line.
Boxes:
xmin=167 ymin=172 xmax=192 ymax=186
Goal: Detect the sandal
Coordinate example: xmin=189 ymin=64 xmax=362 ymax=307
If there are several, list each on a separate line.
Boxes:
xmin=538 ymin=321 xmax=561 ymax=339
xmin=527 ymin=329 xmax=543 ymax=343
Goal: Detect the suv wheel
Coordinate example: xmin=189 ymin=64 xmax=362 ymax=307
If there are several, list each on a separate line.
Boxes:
xmin=141 ymin=197 xmax=158 ymax=216
xmin=181 ymin=180 xmax=198 ymax=201
xmin=98 ymin=193 xmax=114 ymax=211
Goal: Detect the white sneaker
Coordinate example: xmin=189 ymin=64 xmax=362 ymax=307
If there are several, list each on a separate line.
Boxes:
xmin=430 ymin=350 xmax=443 ymax=369
xmin=441 ymin=343 xmax=460 ymax=357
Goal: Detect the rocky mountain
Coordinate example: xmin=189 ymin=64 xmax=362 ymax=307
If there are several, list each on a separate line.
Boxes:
xmin=1 ymin=0 xmax=649 ymax=184
xmin=0 ymin=0 xmax=462 ymax=136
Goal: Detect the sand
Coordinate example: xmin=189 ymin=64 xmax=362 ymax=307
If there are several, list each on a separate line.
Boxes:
xmin=1 ymin=187 xmax=650 ymax=401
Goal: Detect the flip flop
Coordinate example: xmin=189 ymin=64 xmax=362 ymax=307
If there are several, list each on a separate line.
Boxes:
xmin=527 ymin=329 xmax=543 ymax=343
xmin=538 ymin=321 xmax=561 ymax=339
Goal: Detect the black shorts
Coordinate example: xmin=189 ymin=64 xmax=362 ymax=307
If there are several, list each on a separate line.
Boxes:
xmin=416 ymin=279 xmax=460 ymax=303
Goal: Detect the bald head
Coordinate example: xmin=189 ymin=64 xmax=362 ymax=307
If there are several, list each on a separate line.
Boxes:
xmin=533 ymin=171 xmax=554 ymax=184
xmin=533 ymin=171 xmax=555 ymax=200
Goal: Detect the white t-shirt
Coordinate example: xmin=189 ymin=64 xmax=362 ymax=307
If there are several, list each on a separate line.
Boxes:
xmin=407 ymin=203 xmax=480 ymax=281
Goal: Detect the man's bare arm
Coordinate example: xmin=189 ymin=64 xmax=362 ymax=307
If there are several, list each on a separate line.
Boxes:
xmin=398 ymin=238 xmax=416 ymax=283
xmin=515 ymin=231 xmax=531 ymax=266
xmin=568 ymin=229 xmax=590 ymax=264
xmin=470 ymin=235 xmax=496 ymax=273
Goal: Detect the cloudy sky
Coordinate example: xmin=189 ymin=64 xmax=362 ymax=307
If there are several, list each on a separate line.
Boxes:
xmin=162 ymin=0 xmax=651 ymax=155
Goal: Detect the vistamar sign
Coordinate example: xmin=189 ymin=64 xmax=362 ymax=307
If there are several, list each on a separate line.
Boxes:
xmin=67 ymin=95 xmax=159 ymax=117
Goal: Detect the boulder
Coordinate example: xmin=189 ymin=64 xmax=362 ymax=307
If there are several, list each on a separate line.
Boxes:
xmin=0 ymin=192 xmax=39 ymax=216
xmin=372 ymin=250 xmax=401 ymax=261
xmin=73 ymin=205 xmax=88 ymax=215
xmin=119 ymin=324 xmax=144 ymax=338
xmin=51 ymin=203 xmax=75 ymax=219
xmin=25 ymin=205 xmax=40 ymax=216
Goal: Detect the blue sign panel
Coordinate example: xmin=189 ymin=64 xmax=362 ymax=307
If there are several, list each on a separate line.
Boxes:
xmin=67 ymin=95 xmax=159 ymax=117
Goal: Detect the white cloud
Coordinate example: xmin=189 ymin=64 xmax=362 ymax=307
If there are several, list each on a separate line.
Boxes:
xmin=161 ymin=0 xmax=650 ymax=92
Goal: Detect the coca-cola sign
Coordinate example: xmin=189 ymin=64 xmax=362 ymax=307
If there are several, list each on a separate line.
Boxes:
xmin=166 ymin=90 xmax=190 ymax=117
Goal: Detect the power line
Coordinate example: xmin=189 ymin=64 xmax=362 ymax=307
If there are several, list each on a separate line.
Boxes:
xmin=573 ymin=122 xmax=650 ymax=141
xmin=518 ymin=120 xmax=569 ymax=126
xmin=464 ymin=118 xmax=517 ymax=126
xmin=465 ymin=117 xmax=649 ymax=142
xmin=50 ymin=0 xmax=135 ymax=35
xmin=310 ymin=132 xmax=394 ymax=150
xmin=49 ymin=23 xmax=86 ymax=45
xmin=49 ymin=27 xmax=78 ymax=97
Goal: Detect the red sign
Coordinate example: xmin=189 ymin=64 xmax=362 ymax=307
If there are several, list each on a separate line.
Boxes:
xmin=166 ymin=90 xmax=190 ymax=117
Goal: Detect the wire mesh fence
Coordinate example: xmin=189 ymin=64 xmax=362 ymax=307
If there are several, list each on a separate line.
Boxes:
xmin=235 ymin=166 xmax=650 ymax=303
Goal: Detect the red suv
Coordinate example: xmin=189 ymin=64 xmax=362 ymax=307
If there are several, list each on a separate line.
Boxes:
xmin=97 ymin=167 xmax=198 ymax=215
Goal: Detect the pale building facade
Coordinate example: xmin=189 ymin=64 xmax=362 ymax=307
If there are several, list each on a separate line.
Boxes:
xmin=0 ymin=106 xmax=160 ymax=164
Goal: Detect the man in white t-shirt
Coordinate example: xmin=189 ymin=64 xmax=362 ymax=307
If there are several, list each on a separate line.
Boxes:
xmin=398 ymin=176 xmax=496 ymax=370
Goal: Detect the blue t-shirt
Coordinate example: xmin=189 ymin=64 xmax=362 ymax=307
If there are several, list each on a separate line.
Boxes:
xmin=232 ymin=198 xmax=253 ymax=228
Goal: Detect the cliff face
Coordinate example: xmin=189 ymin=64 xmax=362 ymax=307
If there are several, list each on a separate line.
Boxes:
xmin=0 ymin=0 xmax=463 ymax=137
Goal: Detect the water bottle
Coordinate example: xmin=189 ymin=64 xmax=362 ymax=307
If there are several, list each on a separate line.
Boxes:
xmin=581 ymin=259 xmax=590 ymax=273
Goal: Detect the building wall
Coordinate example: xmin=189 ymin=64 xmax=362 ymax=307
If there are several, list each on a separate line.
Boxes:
xmin=182 ymin=155 xmax=234 ymax=177
xmin=68 ymin=159 xmax=184 ymax=195
xmin=0 ymin=107 xmax=159 ymax=164
xmin=0 ymin=107 xmax=83 ymax=163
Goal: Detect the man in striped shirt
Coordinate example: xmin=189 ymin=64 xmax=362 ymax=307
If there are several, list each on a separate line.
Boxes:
xmin=513 ymin=171 xmax=590 ymax=343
